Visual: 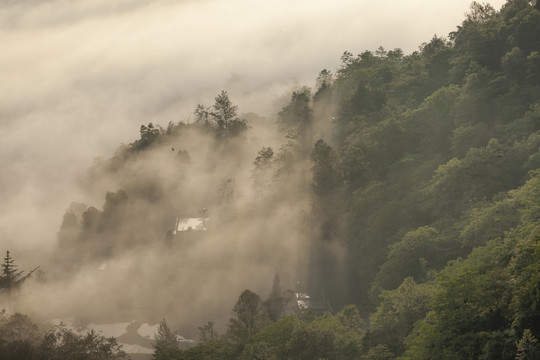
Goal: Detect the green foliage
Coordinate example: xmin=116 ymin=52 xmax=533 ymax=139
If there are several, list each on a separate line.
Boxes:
xmin=402 ymin=171 xmax=540 ymax=359
xmin=285 ymin=319 xmax=335 ymax=360
xmin=375 ymin=227 xmax=441 ymax=289
xmin=176 ymin=291 xmax=364 ymax=360
xmin=367 ymin=278 xmax=432 ymax=355
xmin=450 ymin=123 xmax=492 ymax=158
xmin=403 ymin=85 xmax=460 ymax=155
xmin=161 ymin=2 xmax=540 ymax=357
xmin=459 ymin=196 xmax=520 ymax=248
xmin=328 ymin=1 xmax=540 ymax=357
xmin=403 ymin=245 xmax=513 ymax=358
xmin=502 ymin=47 xmax=527 ymax=82
xmin=424 ymin=136 xmax=535 ymax=219
xmin=242 ymin=316 xmax=298 ymax=360
xmin=279 ymin=308 xmax=363 ymax=360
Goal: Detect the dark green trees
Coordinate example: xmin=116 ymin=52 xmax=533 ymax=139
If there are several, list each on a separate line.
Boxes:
xmin=366 ymin=278 xmax=432 ymax=355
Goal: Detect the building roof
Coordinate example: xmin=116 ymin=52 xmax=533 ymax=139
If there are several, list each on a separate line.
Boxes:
xmin=173 ymin=217 xmax=208 ymax=234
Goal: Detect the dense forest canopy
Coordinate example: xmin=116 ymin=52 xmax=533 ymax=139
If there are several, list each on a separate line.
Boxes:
xmin=2 ymin=0 xmax=540 ymax=359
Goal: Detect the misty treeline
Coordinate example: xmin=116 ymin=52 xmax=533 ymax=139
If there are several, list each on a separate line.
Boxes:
xmin=150 ymin=1 xmax=540 ymax=358
xmin=4 ymin=0 xmax=540 ymax=359
xmin=0 ymin=312 xmax=127 ymax=360
xmin=0 ymin=254 xmax=127 ymax=360
xmin=153 ymin=288 xmax=366 ymax=360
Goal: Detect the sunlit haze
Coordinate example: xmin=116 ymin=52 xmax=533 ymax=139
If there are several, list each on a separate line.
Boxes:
xmin=1 ymin=0 xmax=509 ymax=343
xmin=0 ymin=0 xmax=505 ymax=254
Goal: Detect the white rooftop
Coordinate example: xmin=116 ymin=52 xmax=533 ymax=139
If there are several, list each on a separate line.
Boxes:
xmin=174 ymin=217 xmax=208 ymax=233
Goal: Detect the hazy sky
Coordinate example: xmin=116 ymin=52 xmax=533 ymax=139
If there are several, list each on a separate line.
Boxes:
xmin=0 ymin=0 xmax=506 ymax=259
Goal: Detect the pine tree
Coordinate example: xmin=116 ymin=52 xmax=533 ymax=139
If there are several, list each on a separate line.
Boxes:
xmin=212 ymin=90 xmax=239 ymax=136
xmin=0 ymin=251 xmax=39 ymax=296
xmin=194 ymin=91 xmax=248 ymax=137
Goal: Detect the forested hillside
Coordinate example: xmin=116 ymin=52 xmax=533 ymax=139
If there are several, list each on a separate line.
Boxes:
xmin=2 ymin=1 xmax=540 ymax=359
xmin=328 ymin=1 xmax=540 ymax=357
xmin=167 ymin=1 xmax=540 ymax=358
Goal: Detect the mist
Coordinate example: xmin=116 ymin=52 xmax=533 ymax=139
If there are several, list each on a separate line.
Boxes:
xmin=1 ymin=0 xmax=507 ymax=342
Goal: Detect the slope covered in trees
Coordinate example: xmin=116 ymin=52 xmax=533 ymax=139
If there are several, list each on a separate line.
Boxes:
xmin=149 ymin=1 xmax=540 ymax=358
xmin=320 ymin=1 xmax=540 ymax=357
xmin=7 ymin=1 xmax=540 ymax=359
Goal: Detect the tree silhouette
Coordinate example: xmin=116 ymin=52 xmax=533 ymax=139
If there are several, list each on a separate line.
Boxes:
xmin=227 ymin=290 xmax=269 ymax=344
xmin=153 ymin=319 xmax=181 ymax=360
xmin=194 ymin=91 xmax=248 ymax=137
xmin=0 ymin=251 xmax=39 ymax=296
